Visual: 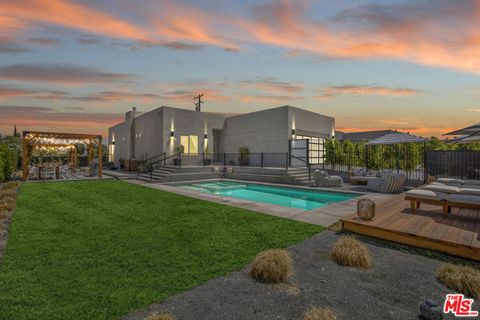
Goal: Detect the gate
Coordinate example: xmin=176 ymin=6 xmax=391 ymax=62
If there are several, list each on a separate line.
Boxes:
xmin=289 ymin=139 xmax=308 ymax=166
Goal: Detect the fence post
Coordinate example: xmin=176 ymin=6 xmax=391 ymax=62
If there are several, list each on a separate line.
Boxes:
xmin=223 ymin=153 xmax=226 ymax=167
xmin=423 ymin=142 xmax=427 ymax=183
xmin=261 ymin=152 xmax=264 ymax=168
xmin=285 ymin=152 xmax=289 ymax=171
xmin=308 ymin=165 xmax=311 ymax=183
xmin=202 ymin=152 xmax=205 ymax=167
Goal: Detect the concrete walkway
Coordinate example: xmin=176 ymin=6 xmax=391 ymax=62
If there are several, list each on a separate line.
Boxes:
xmin=125 ymin=179 xmax=392 ymax=227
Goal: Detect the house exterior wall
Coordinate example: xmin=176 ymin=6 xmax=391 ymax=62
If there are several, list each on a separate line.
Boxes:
xmin=108 ymin=105 xmax=335 ymax=165
xmin=161 ymin=107 xmax=226 ymax=157
xmin=221 ymin=106 xmax=290 ymax=153
xmin=288 ymin=106 xmax=335 ymax=139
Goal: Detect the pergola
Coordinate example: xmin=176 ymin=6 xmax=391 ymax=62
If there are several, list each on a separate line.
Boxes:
xmin=22 ymin=131 xmax=103 ymax=181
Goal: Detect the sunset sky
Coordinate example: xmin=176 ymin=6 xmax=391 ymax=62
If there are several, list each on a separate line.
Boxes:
xmin=1 ymin=0 xmax=479 ymax=139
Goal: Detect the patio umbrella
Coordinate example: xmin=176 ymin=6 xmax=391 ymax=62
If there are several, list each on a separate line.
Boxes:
xmin=366 ymin=132 xmax=428 ymax=145
xmin=453 ymin=131 xmax=480 ymax=144
xmin=443 ymin=123 xmax=480 ymax=136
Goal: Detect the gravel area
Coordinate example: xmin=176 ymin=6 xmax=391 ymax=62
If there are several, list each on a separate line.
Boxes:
xmin=123 ymin=231 xmax=479 ymax=320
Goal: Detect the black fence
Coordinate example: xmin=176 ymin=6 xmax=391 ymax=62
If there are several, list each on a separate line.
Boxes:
xmin=323 ymin=143 xmax=427 ymax=183
xmin=425 ymin=150 xmax=480 ymax=180
xmin=175 ymin=153 xmax=291 ymax=169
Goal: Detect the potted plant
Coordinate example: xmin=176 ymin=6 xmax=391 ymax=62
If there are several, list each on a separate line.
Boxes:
xmin=238 ymin=146 xmax=249 ymax=166
xmin=173 ymin=144 xmax=184 ymax=166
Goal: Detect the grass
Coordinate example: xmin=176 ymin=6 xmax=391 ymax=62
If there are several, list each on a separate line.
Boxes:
xmin=0 ymin=180 xmax=322 ymax=320
xmin=437 ymin=263 xmax=480 ymax=299
xmin=302 ymin=307 xmax=338 ymax=320
xmin=330 ymin=236 xmax=372 ymax=269
xmin=249 ymin=249 xmax=292 ymax=283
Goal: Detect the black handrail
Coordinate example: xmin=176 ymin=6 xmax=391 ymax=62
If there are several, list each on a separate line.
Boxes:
xmin=138 ymin=152 xmax=182 ymax=179
xmin=288 ymin=152 xmax=312 ymax=182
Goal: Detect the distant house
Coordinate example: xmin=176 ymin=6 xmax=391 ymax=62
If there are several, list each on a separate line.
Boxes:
xmin=108 ymin=105 xmax=335 ymax=166
xmin=340 ymin=130 xmax=400 ymax=142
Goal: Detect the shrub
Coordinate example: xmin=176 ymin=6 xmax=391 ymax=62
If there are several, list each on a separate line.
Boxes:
xmin=302 ymin=307 xmax=338 ymax=320
xmin=0 ymin=144 xmax=18 ymax=182
xmin=249 ymin=249 xmax=292 ymax=283
xmin=330 ymin=236 xmax=372 ymax=269
xmin=0 ymin=189 xmax=17 ymax=200
xmin=437 ymin=263 xmax=480 ymax=299
xmin=0 ymin=195 xmax=16 ymax=211
xmin=0 ymin=208 xmax=7 ymax=219
xmin=1 ymin=181 xmax=20 ymax=191
xmin=145 ymin=312 xmax=175 ymax=320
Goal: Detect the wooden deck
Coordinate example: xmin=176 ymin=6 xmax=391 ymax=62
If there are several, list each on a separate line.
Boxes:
xmin=341 ymin=193 xmax=480 ymax=261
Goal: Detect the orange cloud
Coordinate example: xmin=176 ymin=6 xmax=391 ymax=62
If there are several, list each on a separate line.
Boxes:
xmin=240 ymin=77 xmax=304 ymax=94
xmin=1 ymin=0 xmax=147 ymax=40
xmin=239 ymin=94 xmax=299 ymax=104
xmin=317 ymin=85 xmax=421 ymax=100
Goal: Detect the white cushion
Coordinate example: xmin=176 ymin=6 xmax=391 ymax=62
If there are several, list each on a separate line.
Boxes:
xmin=446 ymin=194 xmax=480 ymax=205
xmin=424 ymin=184 xmax=461 ymax=194
xmin=459 ymin=188 xmax=480 ymax=196
xmin=406 ymin=189 xmax=447 ymax=200
xmin=436 ymin=178 xmax=464 ymax=185
xmin=462 ymin=180 xmax=480 ymax=186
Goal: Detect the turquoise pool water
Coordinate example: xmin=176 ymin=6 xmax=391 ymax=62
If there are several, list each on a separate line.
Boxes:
xmin=180 ymin=181 xmax=357 ymax=210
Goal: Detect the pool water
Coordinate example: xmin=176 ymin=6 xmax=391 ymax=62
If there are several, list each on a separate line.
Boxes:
xmin=180 ymin=181 xmax=357 ymax=210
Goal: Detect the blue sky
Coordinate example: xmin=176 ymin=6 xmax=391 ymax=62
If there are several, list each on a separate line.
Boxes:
xmin=0 ymin=0 xmax=479 ymax=137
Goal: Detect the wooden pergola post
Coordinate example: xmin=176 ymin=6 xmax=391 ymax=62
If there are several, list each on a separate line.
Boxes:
xmin=22 ymin=138 xmax=30 ymax=181
xmin=87 ymin=140 xmax=93 ymax=164
xmin=98 ymin=136 xmax=103 ymax=178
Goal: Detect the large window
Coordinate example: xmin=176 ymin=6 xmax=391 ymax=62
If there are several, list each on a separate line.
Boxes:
xmin=295 ymin=135 xmax=325 ymax=164
xmin=180 ymin=135 xmax=198 ymax=154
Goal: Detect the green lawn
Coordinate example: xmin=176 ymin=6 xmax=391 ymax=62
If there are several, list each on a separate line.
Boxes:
xmin=0 ymin=180 xmax=322 ymax=320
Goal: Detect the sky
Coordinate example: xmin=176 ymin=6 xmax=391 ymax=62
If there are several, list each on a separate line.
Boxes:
xmin=0 ymin=0 xmax=479 ymax=139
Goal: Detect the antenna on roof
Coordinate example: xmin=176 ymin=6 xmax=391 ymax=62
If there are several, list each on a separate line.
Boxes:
xmin=194 ymin=93 xmax=204 ymax=112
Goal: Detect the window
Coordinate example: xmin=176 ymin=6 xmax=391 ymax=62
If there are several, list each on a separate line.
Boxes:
xmin=295 ymin=135 xmax=325 ymax=164
xmin=180 ymin=135 xmax=198 ymax=154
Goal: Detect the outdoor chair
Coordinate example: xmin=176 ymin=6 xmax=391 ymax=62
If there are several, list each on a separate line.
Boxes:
xmin=313 ymin=170 xmax=343 ymax=187
xmin=366 ymin=172 xmax=406 ymax=193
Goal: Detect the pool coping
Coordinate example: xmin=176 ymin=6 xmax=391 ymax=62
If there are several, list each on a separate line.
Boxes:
xmin=126 ymin=178 xmax=393 ymax=227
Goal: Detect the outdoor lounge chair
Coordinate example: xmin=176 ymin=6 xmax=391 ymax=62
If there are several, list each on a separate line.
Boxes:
xmin=366 ymin=172 xmax=406 ymax=193
xmin=313 ymin=170 xmax=343 ymax=187
xmin=405 ymin=189 xmax=480 ymax=217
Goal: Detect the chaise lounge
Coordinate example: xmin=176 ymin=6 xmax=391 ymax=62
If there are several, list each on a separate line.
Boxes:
xmin=405 ymin=178 xmax=480 ymax=216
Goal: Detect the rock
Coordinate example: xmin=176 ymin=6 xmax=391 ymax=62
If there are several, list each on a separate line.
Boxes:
xmin=357 ymin=198 xmax=375 ymax=220
xmin=419 ymin=299 xmax=443 ymax=320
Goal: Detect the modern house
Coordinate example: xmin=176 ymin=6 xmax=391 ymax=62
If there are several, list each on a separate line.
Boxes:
xmin=108 ymin=105 xmax=335 ymax=166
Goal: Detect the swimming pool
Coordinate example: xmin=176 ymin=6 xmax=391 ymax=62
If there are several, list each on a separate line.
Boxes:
xmin=180 ymin=181 xmax=357 ymax=210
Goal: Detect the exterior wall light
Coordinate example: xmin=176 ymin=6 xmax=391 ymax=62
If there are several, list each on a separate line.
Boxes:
xmin=204 ymin=133 xmax=208 ymax=139
xmin=292 ymin=129 xmax=296 ymax=135
xmin=112 ymin=141 xmax=115 ymax=145
xmin=170 ymin=130 xmax=174 ymax=137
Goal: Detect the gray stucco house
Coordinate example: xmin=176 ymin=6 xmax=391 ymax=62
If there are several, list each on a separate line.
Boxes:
xmin=108 ymin=105 xmax=335 ymax=166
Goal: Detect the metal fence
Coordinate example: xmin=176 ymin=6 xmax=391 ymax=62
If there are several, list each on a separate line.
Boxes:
xmin=425 ymin=150 xmax=480 ymax=180
xmin=177 ymin=153 xmax=291 ymax=169
xmin=323 ymin=143 xmax=427 ymax=182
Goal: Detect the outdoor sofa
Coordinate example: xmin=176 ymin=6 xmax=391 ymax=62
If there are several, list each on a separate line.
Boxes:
xmin=313 ymin=170 xmax=343 ymax=187
xmin=405 ymin=178 xmax=480 ymax=216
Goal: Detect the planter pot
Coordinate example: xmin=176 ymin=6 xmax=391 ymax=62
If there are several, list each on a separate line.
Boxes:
xmin=173 ymin=159 xmax=182 ymax=167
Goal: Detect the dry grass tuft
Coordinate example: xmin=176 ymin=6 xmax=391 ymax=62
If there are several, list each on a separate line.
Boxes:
xmin=145 ymin=312 xmax=175 ymax=320
xmin=1 ymin=181 xmax=20 ymax=191
xmin=437 ymin=263 xmax=480 ymax=299
xmin=0 ymin=208 xmax=8 ymax=219
xmin=249 ymin=249 xmax=292 ymax=283
xmin=0 ymin=188 xmax=17 ymax=200
xmin=302 ymin=307 xmax=338 ymax=320
xmin=330 ymin=236 xmax=372 ymax=269
xmin=0 ymin=196 xmax=16 ymax=212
